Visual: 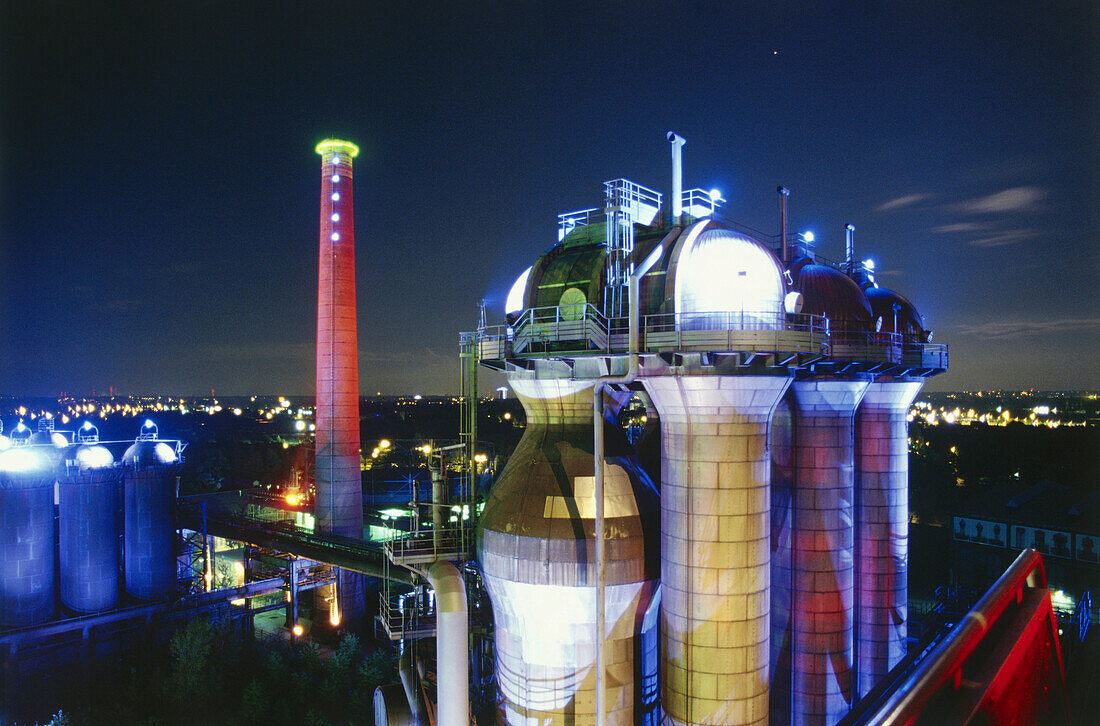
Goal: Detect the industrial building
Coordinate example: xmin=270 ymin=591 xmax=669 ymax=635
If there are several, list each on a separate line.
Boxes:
xmin=456 ymin=131 xmax=950 ymax=726
xmin=0 ymin=136 xmax=1078 ymax=725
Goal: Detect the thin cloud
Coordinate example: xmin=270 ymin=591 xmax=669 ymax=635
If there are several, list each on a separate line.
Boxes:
xmin=957 ymin=186 xmax=1046 ymax=214
xmin=968 ymin=229 xmax=1037 ymax=247
xmin=877 ymin=193 xmax=933 ymax=211
xmin=931 ymin=222 xmax=991 ymax=233
xmin=956 ymin=318 xmax=1100 ymax=340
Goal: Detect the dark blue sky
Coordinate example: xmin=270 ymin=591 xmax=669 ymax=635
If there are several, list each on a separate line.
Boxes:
xmin=2 ymin=1 xmax=1096 ymax=395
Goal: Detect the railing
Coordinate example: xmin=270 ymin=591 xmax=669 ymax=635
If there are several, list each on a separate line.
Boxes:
xmin=1071 ymin=590 xmax=1092 ymax=645
xmin=831 ymin=331 xmax=903 ymax=363
xmin=382 ymin=524 xmax=471 ymax=565
xmin=860 ymin=549 xmax=1064 ymax=725
xmin=510 ymin=304 xmax=609 ymax=355
xmin=558 ymin=207 xmax=601 ymax=242
xmin=640 ymin=310 xmax=828 ymax=355
xmin=681 ymin=188 xmax=722 ymax=219
xmin=468 ymin=306 xmax=947 ymax=371
xmin=379 ymin=589 xmax=438 ymax=640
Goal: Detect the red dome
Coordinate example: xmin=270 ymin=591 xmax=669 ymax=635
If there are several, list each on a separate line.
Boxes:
xmin=792 ymin=262 xmax=872 ymax=331
xmin=865 ymin=286 xmax=924 ymax=337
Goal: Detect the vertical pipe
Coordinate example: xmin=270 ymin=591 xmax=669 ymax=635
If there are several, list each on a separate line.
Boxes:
xmin=287 ymin=558 xmax=299 ymax=631
xmin=427 ymin=561 xmax=469 ymax=726
xmin=593 ymin=242 xmax=664 ymax=726
xmin=668 ymin=132 xmax=686 ymax=224
xmin=431 ymin=463 xmax=443 ymax=553
xmin=845 ymin=223 xmax=856 ymax=272
xmin=778 ymin=186 xmax=790 ymax=263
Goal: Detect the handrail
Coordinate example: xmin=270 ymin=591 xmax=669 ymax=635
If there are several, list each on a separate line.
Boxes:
xmin=469 ymin=306 xmax=947 ymax=368
xmin=862 ymin=549 xmax=1051 ymax=725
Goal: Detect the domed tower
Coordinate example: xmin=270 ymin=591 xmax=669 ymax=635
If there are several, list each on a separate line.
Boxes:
xmin=478 ymin=363 xmax=661 ymax=724
xmin=0 ymin=443 xmax=57 ymax=626
xmin=122 ymin=421 xmax=180 ymax=600
xmin=471 ymin=142 xmax=948 ymax=724
xmin=59 ymin=422 xmax=123 ymax=613
xmin=854 ymin=287 xmax=929 ymax=697
xmin=642 ymin=220 xmax=791 ymax=726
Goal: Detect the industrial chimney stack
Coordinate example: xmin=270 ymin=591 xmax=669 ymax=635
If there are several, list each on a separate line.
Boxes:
xmin=314 ymin=139 xmax=365 ymax=621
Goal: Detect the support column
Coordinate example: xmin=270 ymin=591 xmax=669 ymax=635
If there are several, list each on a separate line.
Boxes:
xmin=643 ymin=375 xmax=790 ymax=726
xmin=789 ymin=378 xmax=868 ymax=725
xmin=855 ymin=379 xmax=922 ymax=698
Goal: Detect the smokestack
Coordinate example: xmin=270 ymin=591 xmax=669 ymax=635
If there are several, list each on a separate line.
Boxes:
xmin=667 ymin=131 xmax=685 ymax=223
xmin=314 ymin=139 xmax=365 ymax=618
xmin=845 ymin=223 xmax=856 ymax=271
xmin=778 ymin=186 xmax=790 ymax=263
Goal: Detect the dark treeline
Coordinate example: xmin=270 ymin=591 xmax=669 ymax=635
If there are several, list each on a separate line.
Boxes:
xmin=31 ymin=618 xmax=396 ymax=726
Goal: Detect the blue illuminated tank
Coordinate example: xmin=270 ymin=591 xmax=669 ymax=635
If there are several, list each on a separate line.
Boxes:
xmin=59 ymin=434 xmax=123 ymax=613
xmin=0 ymin=446 xmax=57 ymax=626
xmin=122 ymin=431 xmax=180 ymax=600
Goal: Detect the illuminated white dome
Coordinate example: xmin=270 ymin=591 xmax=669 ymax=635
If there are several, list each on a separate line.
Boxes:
xmin=0 ymin=446 xmax=50 ymax=474
xmin=122 ymin=441 xmax=178 ymax=466
xmin=75 ymin=444 xmax=115 ymax=469
xmin=505 ymin=266 xmax=532 ymax=315
xmin=672 ymin=225 xmax=785 ymax=330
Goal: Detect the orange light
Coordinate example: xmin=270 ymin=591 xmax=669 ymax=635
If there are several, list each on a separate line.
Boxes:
xmin=292 ymin=624 xmax=304 ymax=637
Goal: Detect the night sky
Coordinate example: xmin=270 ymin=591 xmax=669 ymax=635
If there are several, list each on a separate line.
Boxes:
xmin=2 ymin=2 xmax=1096 ymax=396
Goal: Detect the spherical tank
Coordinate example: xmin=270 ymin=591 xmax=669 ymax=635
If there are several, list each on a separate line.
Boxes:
xmin=865 ymin=287 xmax=924 ymax=339
xmin=122 ymin=440 xmax=179 ymax=600
xmin=477 ymin=377 xmax=660 ymax=725
xmin=59 ymin=444 xmax=122 ymax=612
xmin=0 ymin=446 xmax=57 ymax=627
xmin=667 ymin=222 xmax=786 ymax=331
xmin=790 ymin=261 xmax=873 ymax=332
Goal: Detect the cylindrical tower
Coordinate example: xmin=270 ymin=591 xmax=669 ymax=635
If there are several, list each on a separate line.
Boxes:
xmin=314 ymin=138 xmax=365 ymax=622
xmin=478 ymin=377 xmax=660 ymax=725
xmin=0 ymin=445 xmax=57 ymax=627
xmin=789 ymin=379 xmax=869 ymax=725
xmin=122 ymin=437 xmax=179 ymax=600
xmin=643 ymin=374 xmax=790 ymax=726
xmin=769 ymin=395 xmax=795 ymax=724
xmin=855 ymin=379 xmax=922 ymax=698
xmin=59 ymin=435 xmax=122 ymax=613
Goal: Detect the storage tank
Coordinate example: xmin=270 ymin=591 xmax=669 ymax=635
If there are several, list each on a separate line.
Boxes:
xmin=478 ymin=377 xmax=660 ymax=725
xmin=0 ymin=444 xmax=57 ymax=627
xmin=122 ymin=424 xmax=179 ymax=600
xmin=59 ymin=423 xmax=122 ymax=613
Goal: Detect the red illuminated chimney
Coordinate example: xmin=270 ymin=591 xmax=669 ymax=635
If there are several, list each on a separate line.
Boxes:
xmin=314 ymin=139 xmax=363 ymax=540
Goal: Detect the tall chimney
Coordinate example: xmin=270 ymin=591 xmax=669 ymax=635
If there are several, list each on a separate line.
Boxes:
xmin=314 ymin=139 xmax=364 ymax=620
xmin=667 ymin=131 xmax=685 ymax=224
xmin=778 ymin=186 xmax=790 ymax=263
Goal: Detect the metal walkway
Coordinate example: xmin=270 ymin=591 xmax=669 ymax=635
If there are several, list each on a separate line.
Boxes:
xmin=178 ymin=492 xmax=414 ymax=584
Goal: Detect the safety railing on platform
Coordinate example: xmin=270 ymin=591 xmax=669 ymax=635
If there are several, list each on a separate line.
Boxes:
xmin=382 ymin=524 xmax=471 ymax=566
xmin=830 ymin=331 xmax=903 ymax=363
xmin=379 ymin=589 xmax=438 ymax=640
xmin=510 ymin=304 xmax=609 ymax=355
xmin=468 ymin=306 xmax=949 ymax=369
xmin=558 ymin=207 xmax=601 ymax=242
xmin=640 ymin=310 xmax=828 ymax=355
